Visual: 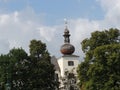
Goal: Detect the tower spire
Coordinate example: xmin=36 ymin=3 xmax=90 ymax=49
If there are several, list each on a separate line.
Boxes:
xmin=60 ymin=20 xmax=75 ymax=55
xmin=63 ymin=19 xmax=70 ymax=43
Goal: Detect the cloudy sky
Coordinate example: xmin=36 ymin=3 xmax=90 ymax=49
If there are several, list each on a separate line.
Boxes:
xmin=0 ymin=0 xmax=120 ymax=59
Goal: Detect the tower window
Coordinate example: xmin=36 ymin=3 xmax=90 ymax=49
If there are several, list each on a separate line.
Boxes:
xmin=68 ymin=61 xmax=74 ymax=66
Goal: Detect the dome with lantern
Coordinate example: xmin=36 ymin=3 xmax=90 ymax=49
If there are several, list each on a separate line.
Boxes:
xmin=60 ymin=25 xmax=75 ymax=55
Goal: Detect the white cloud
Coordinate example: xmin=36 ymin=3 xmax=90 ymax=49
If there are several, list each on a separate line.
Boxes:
xmin=0 ymin=7 xmax=63 ymax=56
xmin=38 ymin=26 xmax=56 ymax=42
xmin=0 ymin=39 xmax=10 ymax=54
xmin=0 ymin=8 xmax=46 ymax=54
xmin=97 ymin=0 xmax=120 ymax=28
xmin=0 ymin=14 xmax=10 ymax=24
xmin=97 ymin=0 xmax=120 ymax=11
xmin=70 ymin=19 xmax=99 ymax=43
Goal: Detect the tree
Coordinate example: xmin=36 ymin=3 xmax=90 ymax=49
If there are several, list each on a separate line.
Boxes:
xmin=0 ymin=48 xmax=29 ymax=90
xmin=9 ymin=48 xmax=29 ymax=90
xmin=28 ymin=39 xmax=56 ymax=90
xmin=0 ymin=54 xmax=10 ymax=90
xmin=78 ymin=28 xmax=120 ymax=90
xmin=0 ymin=39 xmax=57 ymax=90
xmin=29 ymin=39 xmax=46 ymax=59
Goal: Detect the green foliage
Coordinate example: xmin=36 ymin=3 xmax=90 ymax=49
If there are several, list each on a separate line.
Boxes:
xmin=0 ymin=54 xmax=10 ymax=89
xmin=81 ymin=28 xmax=119 ymax=53
xmin=0 ymin=39 xmax=57 ymax=90
xmin=0 ymin=48 xmax=29 ymax=90
xmin=29 ymin=39 xmax=46 ymax=59
xmin=28 ymin=39 xmax=56 ymax=90
xmin=10 ymin=48 xmax=29 ymax=90
xmin=78 ymin=28 xmax=120 ymax=90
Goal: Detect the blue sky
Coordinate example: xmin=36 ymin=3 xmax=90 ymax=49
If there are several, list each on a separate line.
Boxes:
xmin=0 ymin=0 xmax=120 ymax=59
xmin=0 ymin=0 xmax=104 ymax=24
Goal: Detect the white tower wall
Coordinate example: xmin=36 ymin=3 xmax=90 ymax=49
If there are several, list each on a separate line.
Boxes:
xmin=57 ymin=55 xmax=79 ymax=77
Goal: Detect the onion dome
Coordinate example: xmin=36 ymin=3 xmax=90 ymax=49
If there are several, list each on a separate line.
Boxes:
xmin=61 ymin=43 xmax=75 ymax=55
xmin=60 ymin=26 xmax=75 ymax=55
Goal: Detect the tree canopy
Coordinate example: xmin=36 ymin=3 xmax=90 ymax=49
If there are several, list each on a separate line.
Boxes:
xmin=28 ymin=39 xmax=56 ymax=90
xmin=78 ymin=28 xmax=120 ymax=90
xmin=0 ymin=39 xmax=57 ymax=90
xmin=0 ymin=48 xmax=29 ymax=90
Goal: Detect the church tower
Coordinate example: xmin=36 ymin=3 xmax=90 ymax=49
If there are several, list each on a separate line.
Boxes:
xmin=57 ymin=22 xmax=80 ymax=89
